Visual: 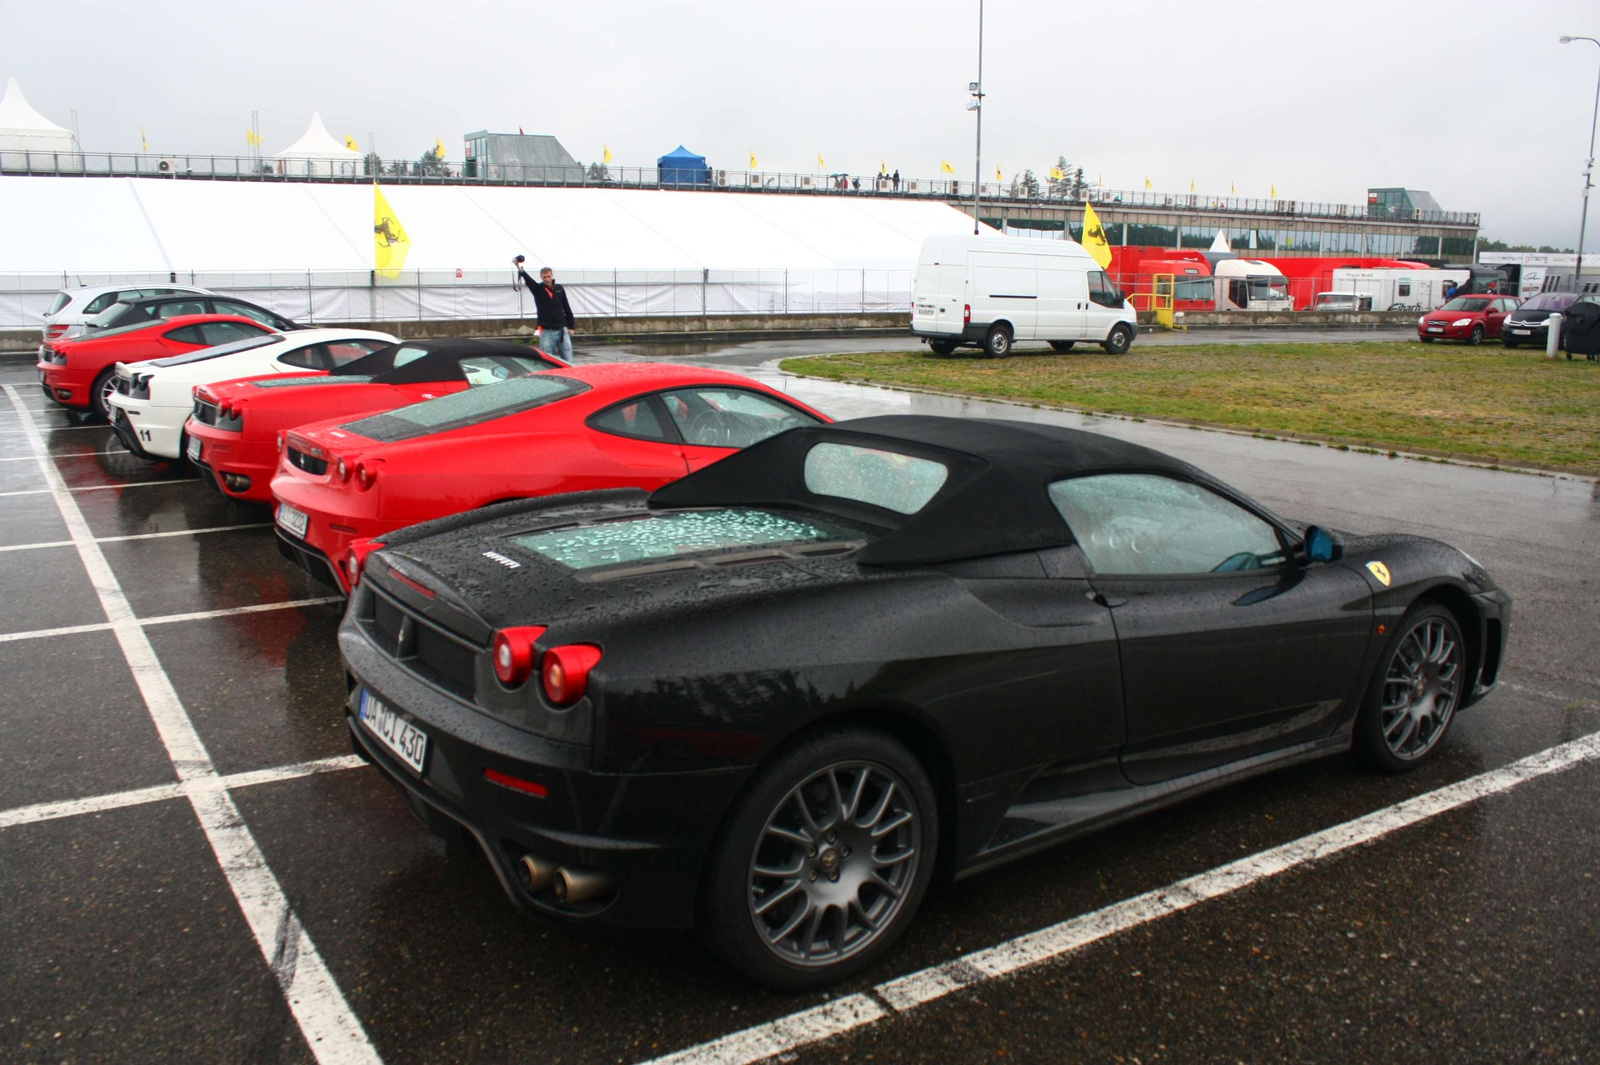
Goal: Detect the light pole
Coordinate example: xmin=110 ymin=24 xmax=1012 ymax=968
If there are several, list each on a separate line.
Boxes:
xmin=1560 ymin=35 xmax=1600 ymax=282
xmin=968 ymin=0 xmax=984 ymax=236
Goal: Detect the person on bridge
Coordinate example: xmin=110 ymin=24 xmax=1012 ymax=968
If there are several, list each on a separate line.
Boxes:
xmin=516 ymin=262 xmax=578 ymax=360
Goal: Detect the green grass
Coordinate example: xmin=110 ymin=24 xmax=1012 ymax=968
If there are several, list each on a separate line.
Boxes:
xmin=778 ymin=342 xmax=1600 ymax=472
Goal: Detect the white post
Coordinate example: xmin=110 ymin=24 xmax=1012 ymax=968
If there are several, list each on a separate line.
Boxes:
xmin=1547 ymin=312 xmax=1564 ymax=358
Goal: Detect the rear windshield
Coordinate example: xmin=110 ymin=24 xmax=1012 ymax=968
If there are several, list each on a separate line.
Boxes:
xmin=340 ymin=374 xmax=587 ymax=442
xmin=1520 ymin=293 xmax=1576 ymax=312
xmin=1440 ymin=297 xmax=1492 ymax=311
xmin=148 ymin=334 xmax=283 ymax=367
xmin=510 ymin=509 xmax=853 ymax=571
xmin=803 ymin=442 xmax=949 ymax=515
xmin=46 ymin=292 xmax=71 ymax=316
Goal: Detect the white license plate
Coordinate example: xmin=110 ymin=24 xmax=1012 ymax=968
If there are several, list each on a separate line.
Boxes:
xmin=1512 ymin=329 xmax=1530 ymax=335
xmin=186 ymin=435 xmax=202 ymax=462
xmin=358 ymin=689 xmax=428 ymax=774
xmin=276 ymin=503 xmax=309 ymax=539
xmin=1426 ymin=327 xmax=1443 ymax=333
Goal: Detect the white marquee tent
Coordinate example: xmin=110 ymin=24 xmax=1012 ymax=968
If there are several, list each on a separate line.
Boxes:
xmin=275 ymin=112 xmax=361 ymax=177
xmin=0 ymin=77 xmax=80 ymax=169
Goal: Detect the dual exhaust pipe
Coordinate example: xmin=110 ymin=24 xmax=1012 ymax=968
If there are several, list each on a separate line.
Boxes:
xmin=517 ymin=853 xmax=614 ymax=905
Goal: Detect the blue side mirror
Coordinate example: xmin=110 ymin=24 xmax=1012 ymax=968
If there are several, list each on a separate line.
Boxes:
xmin=1304 ymin=525 xmax=1341 ymax=563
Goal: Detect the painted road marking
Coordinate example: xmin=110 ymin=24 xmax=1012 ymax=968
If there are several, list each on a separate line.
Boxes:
xmin=3 ymin=384 xmax=381 ymax=1065
xmin=642 ymin=727 xmax=1600 ymax=1065
xmin=0 ymin=523 xmax=271 ymax=553
xmin=0 ymin=480 xmax=186 ymax=497
xmin=0 ymin=597 xmax=344 ymax=644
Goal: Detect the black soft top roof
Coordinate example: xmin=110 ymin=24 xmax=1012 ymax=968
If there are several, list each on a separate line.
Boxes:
xmin=649 ymin=415 xmax=1233 ymax=566
xmin=335 ymin=338 xmax=561 ymax=384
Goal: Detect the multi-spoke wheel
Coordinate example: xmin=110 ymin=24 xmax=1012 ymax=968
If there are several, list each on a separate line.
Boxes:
xmin=701 ymin=728 xmax=937 ymax=989
xmin=1353 ymin=604 xmax=1467 ymax=773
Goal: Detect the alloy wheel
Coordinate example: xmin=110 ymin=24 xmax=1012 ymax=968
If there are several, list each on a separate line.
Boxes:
xmin=1379 ymin=617 xmax=1461 ymax=761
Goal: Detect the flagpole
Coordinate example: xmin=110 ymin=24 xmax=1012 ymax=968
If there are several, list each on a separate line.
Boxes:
xmin=971 ymin=0 xmax=984 ymax=235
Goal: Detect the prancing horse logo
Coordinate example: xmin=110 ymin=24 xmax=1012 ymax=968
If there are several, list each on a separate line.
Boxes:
xmin=1366 ymin=561 xmax=1392 ymax=587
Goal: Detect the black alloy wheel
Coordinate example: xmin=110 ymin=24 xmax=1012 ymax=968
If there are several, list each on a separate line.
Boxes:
xmin=1352 ymin=603 xmax=1465 ymax=773
xmin=1468 ymin=325 xmax=1484 ymax=346
xmin=701 ymin=727 xmax=937 ymax=989
xmin=1102 ymin=324 xmax=1133 ymax=355
xmin=1049 ymin=340 xmax=1076 ymax=353
xmin=91 ymin=368 xmax=117 ymax=422
xmin=984 ymin=325 xmax=1012 ymax=358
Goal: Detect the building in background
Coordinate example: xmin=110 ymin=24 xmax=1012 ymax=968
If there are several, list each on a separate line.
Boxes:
xmin=462 ymin=131 xmax=583 ymax=182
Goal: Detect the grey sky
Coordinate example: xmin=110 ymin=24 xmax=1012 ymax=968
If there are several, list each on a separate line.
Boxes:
xmin=4 ymin=0 xmax=1597 ymax=248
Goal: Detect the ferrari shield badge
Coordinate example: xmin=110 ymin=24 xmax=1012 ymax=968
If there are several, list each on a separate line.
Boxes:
xmin=1366 ymin=561 xmax=1392 ymax=587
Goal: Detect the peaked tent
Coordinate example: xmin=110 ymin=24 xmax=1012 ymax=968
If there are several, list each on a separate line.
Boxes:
xmin=657 ymin=145 xmax=710 ymax=186
xmin=275 ymin=111 xmax=361 ymax=177
xmin=0 ymin=77 xmax=81 ymax=171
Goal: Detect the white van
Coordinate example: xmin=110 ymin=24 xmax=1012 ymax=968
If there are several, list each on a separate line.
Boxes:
xmin=911 ymin=235 xmax=1138 ymax=357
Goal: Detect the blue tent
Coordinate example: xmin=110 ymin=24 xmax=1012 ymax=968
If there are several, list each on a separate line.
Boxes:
xmin=657 ymin=145 xmax=710 ymax=186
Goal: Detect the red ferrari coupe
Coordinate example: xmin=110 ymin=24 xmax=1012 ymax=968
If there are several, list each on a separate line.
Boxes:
xmin=187 ymin=338 xmax=567 ymax=503
xmin=37 ymin=314 xmax=279 ymax=420
xmin=271 ymin=363 xmax=831 ymax=592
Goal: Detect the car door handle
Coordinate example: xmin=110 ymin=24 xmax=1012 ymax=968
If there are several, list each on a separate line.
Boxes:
xmin=1085 ymin=590 xmax=1126 ymax=608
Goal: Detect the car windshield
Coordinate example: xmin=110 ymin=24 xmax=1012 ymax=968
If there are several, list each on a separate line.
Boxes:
xmin=803 ymin=442 xmax=949 ymax=515
xmin=510 ymin=509 xmax=856 ymax=571
xmin=340 ymin=374 xmax=587 ymax=442
xmin=1520 ymin=293 xmax=1576 ymax=312
xmin=148 ymin=334 xmax=283 ymax=367
xmin=1441 ymin=297 xmax=1492 ymax=312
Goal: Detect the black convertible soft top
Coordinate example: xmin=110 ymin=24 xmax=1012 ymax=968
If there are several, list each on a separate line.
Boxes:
xmin=650 ymin=415 xmax=1230 ymax=567
xmin=335 ymin=338 xmax=561 ymax=384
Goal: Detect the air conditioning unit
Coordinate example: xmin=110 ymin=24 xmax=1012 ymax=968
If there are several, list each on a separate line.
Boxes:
xmin=800 ymin=175 xmax=814 ymax=188
xmin=156 ymin=157 xmax=178 ymax=175
xmin=715 ymin=169 xmax=728 ymax=186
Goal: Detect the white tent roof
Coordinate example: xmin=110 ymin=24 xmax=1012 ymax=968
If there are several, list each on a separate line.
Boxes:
xmin=275 ymin=112 xmax=358 ymax=159
xmin=0 ymin=77 xmax=78 ymax=150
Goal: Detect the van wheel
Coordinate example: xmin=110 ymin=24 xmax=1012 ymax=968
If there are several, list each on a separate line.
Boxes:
xmin=928 ymin=339 xmax=958 ymax=357
xmin=1101 ymin=324 xmax=1133 ymax=355
xmin=984 ymin=325 xmax=1012 ymax=358
xmin=1048 ymin=341 xmax=1075 ymax=353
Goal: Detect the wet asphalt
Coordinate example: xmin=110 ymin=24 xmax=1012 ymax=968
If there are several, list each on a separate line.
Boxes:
xmin=0 ymin=336 xmax=1596 ymax=1065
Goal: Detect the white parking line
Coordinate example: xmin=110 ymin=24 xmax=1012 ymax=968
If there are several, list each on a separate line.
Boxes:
xmin=0 ymin=523 xmax=270 ymax=553
xmin=0 ymin=424 xmax=108 ymax=434
xmin=0 ymin=755 xmax=366 ymax=830
xmin=3 ymin=384 xmax=380 ymax=1065
xmin=642 ymin=727 xmax=1600 ymax=1065
xmin=0 ymin=596 xmax=344 ymax=645
xmin=0 ymin=480 xmax=184 ymax=498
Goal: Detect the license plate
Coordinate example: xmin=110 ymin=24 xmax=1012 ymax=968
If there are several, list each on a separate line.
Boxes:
xmin=186 ymin=435 xmax=202 ymax=462
xmin=357 ymin=689 xmax=428 ymax=774
xmin=1512 ymin=329 xmax=1530 ymax=335
xmin=276 ymin=503 xmax=309 ymax=539
xmin=1426 ymin=327 xmax=1443 ymax=333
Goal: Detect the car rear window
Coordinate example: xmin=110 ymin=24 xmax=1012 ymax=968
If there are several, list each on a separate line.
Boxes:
xmin=46 ymin=292 xmax=71 ymax=316
xmin=802 ymin=442 xmax=949 ymax=515
xmin=509 ymin=509 xmax=853 ymax=571
xmin=1520 ymin=293 xmax=1576 ymax=312
xmin=340 ymin=374 xmax=587 ymax=442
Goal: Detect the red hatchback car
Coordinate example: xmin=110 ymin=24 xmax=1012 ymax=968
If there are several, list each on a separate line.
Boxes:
xmin=37 ymin=315 xmax=278 ymax=419
xmin=1417 ymin=295 xmax=1519 ymax=345
xmin=270 ymin=363 xmax=831 ymax=593
xmin=188 ymin=338 xmax=566 ymax=503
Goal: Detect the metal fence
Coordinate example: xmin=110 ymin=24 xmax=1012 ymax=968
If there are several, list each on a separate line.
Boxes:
xmin=0 ymin=268 xmax=916 ymax=331
xmin=0 ymin=149 xmax=1481 ymax=227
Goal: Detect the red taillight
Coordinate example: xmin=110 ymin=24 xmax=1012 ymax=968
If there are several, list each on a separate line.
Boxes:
xmin=492 ymin=625 xmax=548 ymax=687
xmin=276 ymin=431 xmax=285 ymax=453
xmin=963 ymin=303 xmax=971 ymax=325
xmin=335 ymin=456 xmax=351 ymax=483
xmin=47 ymin=324 xmax=67 ymax=338
xmin=542 ymin=644 xmax=602 ymax=706
xmin=346 ymin=538 xmax=386 ymax=589
xmin=482 ymin=767 xmax=548 ymax=798
xmin=355 ymin=463 xmax=377 ymax=490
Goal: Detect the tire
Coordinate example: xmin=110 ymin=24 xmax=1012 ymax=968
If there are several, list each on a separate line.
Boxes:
xmin=984 ymin=325 xmax=1012 ymax=359
xmin=700 ymin=727 xmax=938 ymax=990
xmin=90 ymin=368 xmax=117 ymax=422
xmin=1048 ymin=340 xmax=1076 ymax=353
xmin=1101 ymin=324 xmax=1133 ymax=355
xmin=1502 ymin=339 xmax=1520 ymax=349
xmin=1351 ymin=603 xmax=1467 ymax=774
xmin=928 ymin=339 xmax=959 ymax=357
xmin=1468 ymin=325 xmax=1484 ymax=346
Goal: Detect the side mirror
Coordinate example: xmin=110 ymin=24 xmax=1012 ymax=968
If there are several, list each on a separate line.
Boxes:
xmin=1303 ymin=525 xmax=1343 ymax=563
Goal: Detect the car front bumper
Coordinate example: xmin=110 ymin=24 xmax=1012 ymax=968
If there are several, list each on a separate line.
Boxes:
xmin=1418 ymin=323 xmax=1480 ymax=341
xmin=339 ymin=615 xmax=747 ymax=929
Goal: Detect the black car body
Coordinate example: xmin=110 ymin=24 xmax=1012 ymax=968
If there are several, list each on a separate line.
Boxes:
xmin=338 ymin=416 xmax=1511 ymax=987
xmin=1500 ymin=292 xmax=1582 ymax=349
xmin=86 ymin=294 xmax=301 ymax=333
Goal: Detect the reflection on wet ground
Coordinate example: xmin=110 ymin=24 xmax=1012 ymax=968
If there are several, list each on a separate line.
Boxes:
xmin=0 ymin=346 xmax=1595 ymax=1064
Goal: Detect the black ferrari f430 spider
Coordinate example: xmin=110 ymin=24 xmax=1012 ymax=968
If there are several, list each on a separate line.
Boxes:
xmin=338 ymin=416 xmax=1511 ymax=988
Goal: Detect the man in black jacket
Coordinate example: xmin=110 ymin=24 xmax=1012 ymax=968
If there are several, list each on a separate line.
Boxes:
xmin=515 ymin=262 xmax=577 ymax=360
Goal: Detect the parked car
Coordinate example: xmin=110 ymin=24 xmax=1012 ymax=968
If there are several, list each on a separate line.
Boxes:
xmin=38 ymin=282 xmax=212 ymax=349
xmin=107 ymin=328 xmax=397 ymax=461
xmin=271 ymin=363 xmax=831 ymax=593
xmin=187 ymin=338 xmax=566 ymax=503
xmin=85 ymin=293 xmax=300 ymax=334
xmin=1312 ymin=292 xmax=1374 ymax=313
xmin=37 ymin=315 xmax=276 ymax=420
xmin=1416 ymin=295 xmax=1518 ymax=344
xmin=1500 ymin=292 xmax=1582 ymax=349
xmin=337 ymin=415 xmax=1511 ymax=988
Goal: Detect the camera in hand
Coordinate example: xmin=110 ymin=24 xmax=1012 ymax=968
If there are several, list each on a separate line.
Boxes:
xmin=514 ymin=254 xmax=526 ymax=263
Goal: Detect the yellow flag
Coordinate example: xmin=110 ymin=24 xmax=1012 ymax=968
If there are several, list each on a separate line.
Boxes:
xmin=1271 ymin=183 xmax=1278 ymax=198
xmin=603 ymin=144 xmax=613 ymax=164
xmin=750 ymin=150 xmax=758 ymax=169
xmin=246 ymin=129 xmax=259 ymax=147
xmin=435 ymin=137 xmax=445 ymax=159
xmin=1144 ymin=176 xmax=1153 ymax=190
xmin=1230 ymin=181 xmax=1236 ymax=194
xmin=345 ymin=134 xmax=359 ymax=152
xmin=1081 ymin=201 xmax=1113 ymax=269
xmin=140 ymin=126 xmax=149 ymax=152
xmin=373 ymin=184 xmax=411 ymax=280
xmin=996 ymin=166 xmax=1002 ymax=181
xmin=881 ymin=160 xmax=888 ymax=175
xmin=941 ymin=160 xmax=955 ymax=174
xmin=817 ymin=152 xmax=825 ymax=168
xmin=1189 ymin=178 xmax=1196 ymax=193
xmin=1049 ymin=166 xmax=1065 ymax=181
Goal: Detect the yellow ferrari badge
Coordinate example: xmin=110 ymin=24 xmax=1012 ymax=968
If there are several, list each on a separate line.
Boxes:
xmin=1366 ymin=561 xmax=1392 ymax=587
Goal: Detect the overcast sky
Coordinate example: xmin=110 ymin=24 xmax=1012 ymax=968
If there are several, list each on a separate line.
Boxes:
xmin=5 ymin=0 xmax=1598 ymax=248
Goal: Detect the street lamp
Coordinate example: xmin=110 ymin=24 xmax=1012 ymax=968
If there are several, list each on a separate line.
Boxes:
xmin=969 ymin=1 xmax=985 ymax=236
xmin=1559 ymin=35 xmax=1600 ymax=282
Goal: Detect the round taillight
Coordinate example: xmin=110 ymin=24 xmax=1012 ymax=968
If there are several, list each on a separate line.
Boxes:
xmin=542 ymin=644 xmax=603 ymax=706
xmin=355 ymin=463 xmax=377 ymax=490
xmin=276 ymin=432 xmax=285 ymax=453
xmin=491 ymin=626 xmax=547 ymax=687
xmin=346 ymin=551 xmax=362 ymax=586
xmin=336 ymin=457 xmax=350 ymax=482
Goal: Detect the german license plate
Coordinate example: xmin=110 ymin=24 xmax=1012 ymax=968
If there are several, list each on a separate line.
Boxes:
xmin=1512 ymin=329 xmax=1530 ymax=335
xmin=276 ymin=503 xmax=309 ymax=539
xmin=186 ymin=435 xmax=202 ymax=462
xmin=357 ymin=689 xmax=428 ymax=774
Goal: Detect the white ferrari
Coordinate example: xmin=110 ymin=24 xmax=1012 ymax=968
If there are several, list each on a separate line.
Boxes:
xmin=107 ymin=327 xmax=397 ymax=461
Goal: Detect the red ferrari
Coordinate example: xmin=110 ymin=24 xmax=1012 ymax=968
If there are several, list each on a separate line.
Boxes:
xmin=187 ymin=338 xmax=567 ymax=503
xmin=271 ymin=363 xmax=831 ymax=592
xmin=270 ymin=362 xmax=832 ymax=591
xmin=37 ymin=314 xmax=280 ymax=420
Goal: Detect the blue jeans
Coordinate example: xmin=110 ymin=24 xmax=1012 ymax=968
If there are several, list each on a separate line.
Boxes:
xmin=540 ymin=326 xmax=574 ymax=361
